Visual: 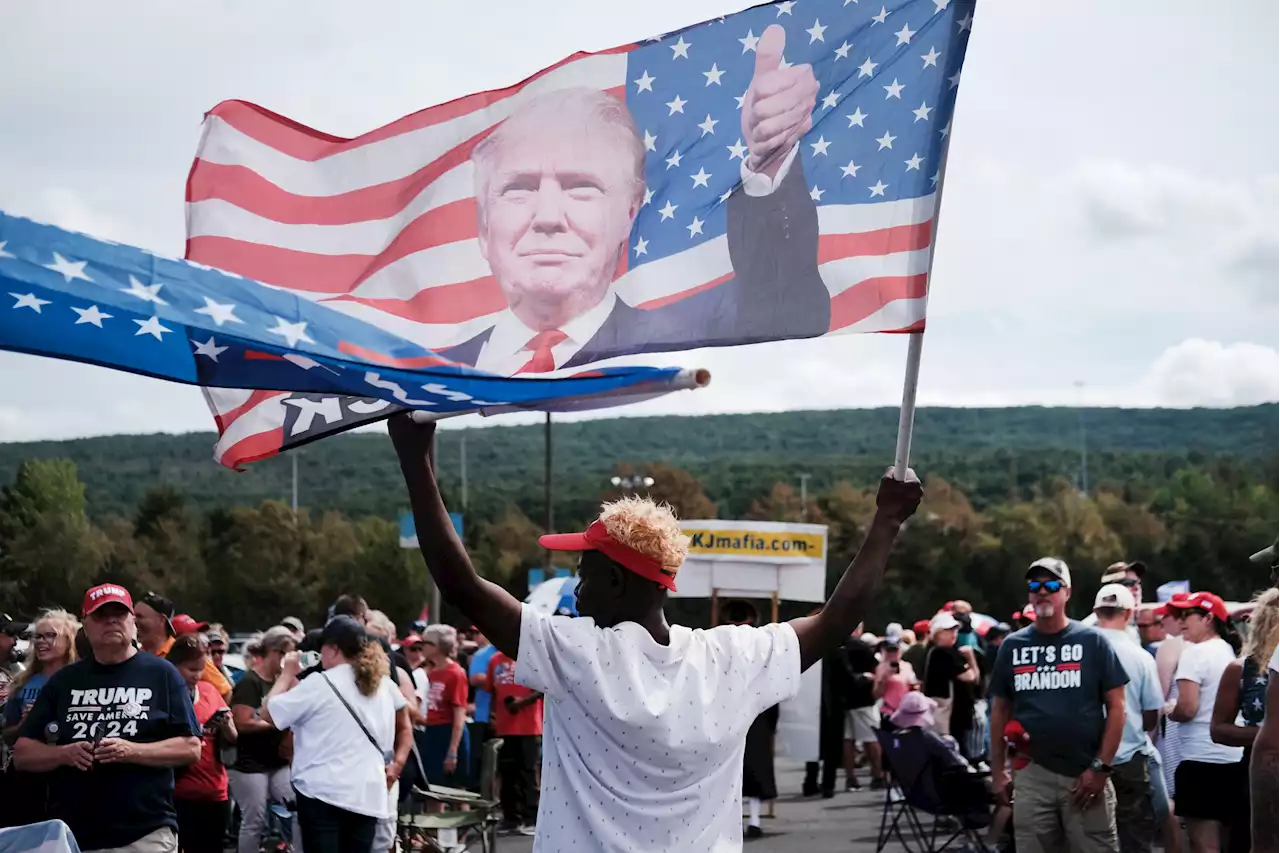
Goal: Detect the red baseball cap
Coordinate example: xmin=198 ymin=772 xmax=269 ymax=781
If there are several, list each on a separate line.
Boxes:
xmin=540 ymin=521 xmax=679 ymax=592
xmin=402 ymin=633 xmax=425 ymax=646
xmin=82 ymin=584 xmax=134 ymax=617
xmin=1155 ymin=591 xmax=1191 ymax=618
xmin=1021 ymin=604 xmax=1037 ymax=622
xmin=1166 ymin=591 xmax=1229 ymax=622
xmin=171 ymin=614 xmax=210 ymax=635
xmin=912 ymin=619 xmax=930 ymax=636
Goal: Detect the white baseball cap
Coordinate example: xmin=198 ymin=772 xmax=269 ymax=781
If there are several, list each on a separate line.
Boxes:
xmin=1094 ymin=583 xmax=1136 ymax=611
xmin=929 ymin=611 xmax=961 ymax=635
xmin=1027 ymin=556 xmax=1072 ymax=588
xmin=884 ymin=621 xmax=904 ymax=641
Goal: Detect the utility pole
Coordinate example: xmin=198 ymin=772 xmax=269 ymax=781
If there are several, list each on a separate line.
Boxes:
xmin=291 ymin=453 xmax=298 ymax=512
xmin=798 ymin=473 xmax=811 ymax=521
xmin=544 ymin=413 xmax=553 ymax=570
xmin=1074 ymin=381 xmax=1089 ymax=496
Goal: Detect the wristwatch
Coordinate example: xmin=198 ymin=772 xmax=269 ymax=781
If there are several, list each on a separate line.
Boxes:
xmin=1088 ymin=758 xmax=1113 ymax=774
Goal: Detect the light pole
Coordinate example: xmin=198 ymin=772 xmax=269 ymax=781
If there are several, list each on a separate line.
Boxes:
xmin=1074 ymin=381 xmax=1088 ymax=496
xmin=611 ymin=475 xmax=655 ymax=491
xmin=799 ymin=473 xmax=811 ymax=521
xmin=291 ymin=452 xmax=299 ymax=513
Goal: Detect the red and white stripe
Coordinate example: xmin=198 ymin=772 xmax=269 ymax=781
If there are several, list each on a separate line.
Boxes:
xmin=188 ymin=44 xmax=932 ymax=468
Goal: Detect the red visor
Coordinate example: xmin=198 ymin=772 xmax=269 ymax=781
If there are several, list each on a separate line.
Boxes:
xmin=1167 ymin=591 xmax=1229 ymax=622
xmin=540 ymin=520 xmax=678 ymax=592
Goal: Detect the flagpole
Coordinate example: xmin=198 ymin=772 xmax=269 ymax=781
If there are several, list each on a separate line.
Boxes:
xmin=892 ymin=112 xmax=956 ymax=480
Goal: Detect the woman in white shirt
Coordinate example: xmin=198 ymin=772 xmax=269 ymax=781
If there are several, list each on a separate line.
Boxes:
xmin=263 ymin=616 xmax=412 ymax=853
xmin=1168 ymin=592 xmax=1244 ymax=853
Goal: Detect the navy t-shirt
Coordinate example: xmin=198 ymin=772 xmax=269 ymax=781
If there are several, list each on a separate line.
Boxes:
xmin=989 ymin=621 xmax=1128 ymax=778
xmin=20 ymin=652 xmax=201 ymax=850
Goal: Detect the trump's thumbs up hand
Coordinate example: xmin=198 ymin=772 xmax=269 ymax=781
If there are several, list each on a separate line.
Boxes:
xmin=741 ymin=24 xmax=819 ymax=179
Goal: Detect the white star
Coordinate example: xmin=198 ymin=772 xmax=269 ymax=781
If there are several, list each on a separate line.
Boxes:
xmin=845 ymin=0 xmax=858 ymax=4
xmin=735 ymin=91 xmax=748 ymax=109
xmin=193 ymin=296 xmax=241 ymax=327
xmin=776 ymin=1 xmax=796 ymax=15
xmin=690 ymin=167 xmax=712 ymax=188
xmin=809 ymin=136 xmax=832 ymax=156
xmin=0 ymin=241 xmax=12 ymax=260
xmin=643 ymin=187 xmax=654 ymax=206
xmin=913 ymin=101 xmax=933 ymax=122
xmin=698 ymin=114 xmax=719 ymax=136
xmin=643 ymin=129 xmax=658 ymax=152
xmin=810 ymin=185 xmax=825 ymax=201
xmin=665 ymin=94 xmax=687 ymax=115
xmin=939 ymin=119 xmax=952 ymax=138
xmin=840 ymin=160 xmax=861 ymax=178
xmin=658 ymin=201 xmax=678 ymax=221
xmin=835 ymin=41 xmax=852 ymax=59
xmin=703 ymin=63 xmax=725 ymax=86
xmin=806 ymin=19 xmax=827 ymax=43
xmin=719 ymin=189 xmax=734 ymax=203
xmin=957 ymin=12 xmax=972 ymax=31
xmin=72 ymin=304 xmax=112 ymax=327
xmin=930 ymin=170 xmax=940 ymax=186
xmin=633 ymin=70 xmax=656 ymax=93
xmin=193 ymin=337 xmax=229 ymax=361
xmin=846 ymin=107 xmax=868 ymax=127
xmin=9 ymin=292 xmax=50 ymax=312
xmin=122 ymin=276 xmax=168 ymax=305
xmin=633 ymin=237 xmax=649 ymax=257
xmin=43 ymin=252 xmax=91 ymax=283
xmin=821 ymin=91 xmax=840 ymax=109
xmin=134 ymin=316 xmax=172 ymax=341
xmin=871 ymin=6 xmax=889 ymax=24
xmin=869 ymin=180 xmax=888 ymax=197
xmin=895 ymin=23 xmax=915 ymax=45
xmin=670 ymin=36 xmax=691 ymax=59
xmin=665 ymin=149 xmax=683 ymax=169
xmin=857 ymin=57 xmax=878 ymax=78
xmin=949 ymin=70 xmax=962 ymax=89
xmin=933 ymin=0 xmax=950 ymax=11
xmin=779 ymin=56 xmax=793 ymax=69
xmin=905 ymin=153 xmax=924 ymax=171
xmin=727 ymin=138 xmax=748 ymax=160
xmin=883 ymin=78 xmax=905 ymax=99
xmin=921 ymin=47 xmax=940 ymax=68
xmin=739 ymin=29 xmax=760 ymax=53
xmin=686 ymin=216 xmax=705 ymax=238
xmin=876 ymin=130 xmax=897 ymax=149
xmin=268 ymin=317 xmax=313 ymax=348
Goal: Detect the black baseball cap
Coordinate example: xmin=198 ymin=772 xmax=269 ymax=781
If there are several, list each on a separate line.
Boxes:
xmin=138 ymin=592 xmax=176 ymax=637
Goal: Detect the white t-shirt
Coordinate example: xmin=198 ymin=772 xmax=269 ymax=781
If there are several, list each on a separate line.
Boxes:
xmin=1270 ymin=647 xmax=1279 ymax=675
xmin=410 ymin=668 xmax=430 ymax=730
xmin=268 ymin=663 xmax=407 ymax=818
xmin=515 ymin=605 xmax=802 ymax=853
xmin=1174 ymin=637 xmax=1243 ymax=765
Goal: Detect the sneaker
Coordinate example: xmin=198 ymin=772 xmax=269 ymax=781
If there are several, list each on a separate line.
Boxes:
xmin=745 ymin=825 xmax=764 ymax=839
xmin=516 ymin=824 xmax=537 ymax=837
xmin=845 ymin=776 xmax=861 ymax=791
xmin=497 ymin=821 xmax=522 ymax=835
xmin=870 ymin=778 xmax=886 ymax=791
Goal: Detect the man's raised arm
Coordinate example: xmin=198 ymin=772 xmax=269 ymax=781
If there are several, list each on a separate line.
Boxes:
xmin=789 ymin=468 xmax=922 ymax=672
xmin=389 ymin=413 xmax=523 ymax=658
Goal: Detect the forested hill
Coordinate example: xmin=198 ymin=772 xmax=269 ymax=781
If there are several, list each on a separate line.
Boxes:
xmin=1 ymin=405 xmax=1275 ymax=524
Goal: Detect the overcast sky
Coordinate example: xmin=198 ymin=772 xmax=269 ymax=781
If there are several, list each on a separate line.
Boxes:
xmin=0 ymin=0 xmax=1276 ymax=444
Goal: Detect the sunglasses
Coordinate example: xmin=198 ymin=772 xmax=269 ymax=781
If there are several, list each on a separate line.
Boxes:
xmin=1027 ymin=579 xmax=1064 ymax=594
xmin=1115 ymin=579 xmax=1141 ymax=589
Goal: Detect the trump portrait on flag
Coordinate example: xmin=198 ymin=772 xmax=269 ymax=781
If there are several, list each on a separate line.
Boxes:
xmin=444 ymin=25 xmax=830 ymax=374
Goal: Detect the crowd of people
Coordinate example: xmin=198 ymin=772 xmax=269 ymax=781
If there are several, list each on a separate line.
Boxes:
xmin=0 ymin=414 xmax=1274 ymax=853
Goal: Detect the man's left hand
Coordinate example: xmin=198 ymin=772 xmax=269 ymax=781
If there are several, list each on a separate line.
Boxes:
xmin=1069 ymin=769 xmax=1108 ymax=810
xmin=94 ymin=738 xmax=137 ymax=764
xmin=876 ymin=467 xmax=923 ymax=527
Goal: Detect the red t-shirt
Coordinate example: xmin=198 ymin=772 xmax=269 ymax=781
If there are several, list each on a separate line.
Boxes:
xmin=174 ymin=681 xmax=229 ymax=802
xmin=487 ymin=652 xmax=542 ymax=737
xmin=426 ymin=660 xmax=469 ymax=727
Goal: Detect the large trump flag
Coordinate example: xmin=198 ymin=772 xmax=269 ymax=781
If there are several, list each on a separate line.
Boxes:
xmin=188 ymin=0 xmax=975 ymax=467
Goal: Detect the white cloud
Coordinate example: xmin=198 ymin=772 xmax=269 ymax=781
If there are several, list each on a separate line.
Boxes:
xmin=1132 ymin=338 xmax=1280 ymax=408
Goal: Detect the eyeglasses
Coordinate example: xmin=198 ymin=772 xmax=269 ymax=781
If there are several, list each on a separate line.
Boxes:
xmin=210 ymin=649 xmax=226 ymax=656
xmin=1027 ymin=579 xmax=1064 ymax=594
xmin=32 ymin=632 xmax=59 ymax=643
xmin=1116 ymin=579 xmax=1141 ymax=589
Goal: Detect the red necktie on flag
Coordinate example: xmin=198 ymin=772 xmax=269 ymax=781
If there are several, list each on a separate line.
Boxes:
xmin=517 ymin=330 xmax=568 ymax=374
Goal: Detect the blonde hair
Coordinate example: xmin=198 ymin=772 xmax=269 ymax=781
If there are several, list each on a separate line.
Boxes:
xmin=900 ymin=629 xmax=918 ymax=646
xmin=353 ymin=640 xmax=390 ymax=697
xmin=598 ymin=495 xmax=689 ymax=573
xmin=1243 ymin=588 xmax=1279 ymax=671
xmin=12 ymin=609 xmax=80 ymax=693
xmin=365 ymin=610 xmax=396 ymax=642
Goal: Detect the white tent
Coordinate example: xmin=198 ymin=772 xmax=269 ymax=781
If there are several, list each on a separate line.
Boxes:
xmin=676 ymin=519 xmax=829 ymax=763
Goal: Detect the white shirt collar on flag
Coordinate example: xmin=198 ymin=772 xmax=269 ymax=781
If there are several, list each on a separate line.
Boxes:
xmin=475 ymin=290 xmax=619 ymax=375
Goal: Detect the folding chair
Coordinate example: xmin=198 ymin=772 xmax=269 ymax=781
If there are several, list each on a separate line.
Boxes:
xmin=399 ymin=736 xmax=504 ymax=852
xmin=875 ymin=728 xmax=994 ymax=853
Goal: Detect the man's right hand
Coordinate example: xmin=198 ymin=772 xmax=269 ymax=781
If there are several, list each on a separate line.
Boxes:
xmin=876 ymin=467 xmax=923 ymax=527
xmin=388 ymin=412 xmax=438 ymax=472
xmin=62 ymin=741 xmax=94 ymax=771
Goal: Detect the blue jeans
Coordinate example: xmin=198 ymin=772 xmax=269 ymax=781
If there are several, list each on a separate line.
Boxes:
xmin=1147 ymin=751 xmax=1170 ymax=821
xmin=294 ymin=791 xmax=376 ymax=853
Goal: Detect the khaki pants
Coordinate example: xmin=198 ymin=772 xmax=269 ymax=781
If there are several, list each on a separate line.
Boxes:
xmin=1013 ymin=762 xmax=1119 ymax=853
xmin=91 ymin=826 xmax=178 ymax=853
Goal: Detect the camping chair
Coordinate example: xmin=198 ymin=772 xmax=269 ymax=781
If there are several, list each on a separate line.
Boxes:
xmin=399 ymin=736 xmax=503 ymax=853
xmin=875 ymin=727 xmax=995 ymax=853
